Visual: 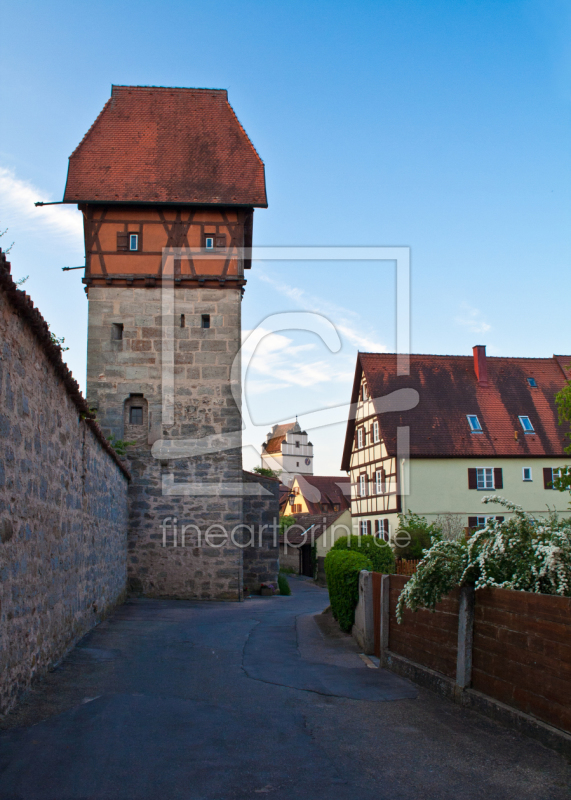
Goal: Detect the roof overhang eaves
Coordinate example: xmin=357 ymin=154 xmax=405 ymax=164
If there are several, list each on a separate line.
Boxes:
xmin=65 ymin=199 xmax=268 ymax=208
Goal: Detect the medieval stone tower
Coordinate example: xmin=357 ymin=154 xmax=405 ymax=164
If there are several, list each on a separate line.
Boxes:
xmin=63 ymin=85 xmax=269 ymax=600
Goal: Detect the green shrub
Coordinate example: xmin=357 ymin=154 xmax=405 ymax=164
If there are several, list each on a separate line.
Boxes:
xmin=331 ymin=535 xmax=395 ymax=574
xmin=324 ymin=550 xmax=372 ymax=632
xmin=278 ymin=573 xmax=291 ymax=595
xmin=394 ymin=511 xmax=440 ymax=559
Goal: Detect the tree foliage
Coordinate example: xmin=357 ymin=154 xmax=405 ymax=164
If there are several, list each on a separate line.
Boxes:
xmin=397 ymin=496 xmax=571 ymax=623
xmin=554 ymin=372 xmax=571 ymax=494
xmin=331 ymin=534 xmax=395 ymax=574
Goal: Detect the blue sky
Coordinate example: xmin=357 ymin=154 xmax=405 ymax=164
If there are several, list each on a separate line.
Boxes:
xmin=1 ymin=0 xmax=570 ymax=474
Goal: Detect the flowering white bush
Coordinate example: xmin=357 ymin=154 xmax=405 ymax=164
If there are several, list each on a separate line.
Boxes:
xmin=396 ymin=496 xmax=571 ymax=623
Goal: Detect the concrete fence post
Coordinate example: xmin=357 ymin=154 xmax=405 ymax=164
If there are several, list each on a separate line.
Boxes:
xmin=379 ymin=574 xmax=390 ymax=666
xmin=456 ymin=583 xmax=475 ymax=690
xmin=353 ymin=570 xmax=374 ymax=654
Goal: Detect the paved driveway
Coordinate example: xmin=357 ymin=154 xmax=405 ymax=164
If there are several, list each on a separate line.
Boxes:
xmin=0 ymin=577 xmax=568 ymax=799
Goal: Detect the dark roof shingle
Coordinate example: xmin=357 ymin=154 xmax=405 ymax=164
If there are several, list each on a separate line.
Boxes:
xmin=63 ymin=86 xmax=267 ymax=206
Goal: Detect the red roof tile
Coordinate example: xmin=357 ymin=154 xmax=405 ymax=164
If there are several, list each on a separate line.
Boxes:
xmin=263 ymin=423 xmax=297 ymax=454
xmin=63 ymin=86 xmax=267 ymax=206
xmin=341 ymin=351 xmax=571 ymax=470
xmin=294 ymin=476 xmax=351 ymax=515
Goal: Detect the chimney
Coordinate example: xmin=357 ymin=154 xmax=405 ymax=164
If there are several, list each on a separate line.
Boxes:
xmin=473 ymin=345 xmax=488 ymax=387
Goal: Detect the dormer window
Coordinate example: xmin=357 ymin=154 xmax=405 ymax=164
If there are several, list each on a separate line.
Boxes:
xmin=519 ymin=416 xmax=534 ymax=433
xmin=467 ymin=415 xmax=482 ymax=433
xmin=527 ymin=377 xmax=537 ymax=387
xmin=129 ymin=233 xmax=139 ymax=251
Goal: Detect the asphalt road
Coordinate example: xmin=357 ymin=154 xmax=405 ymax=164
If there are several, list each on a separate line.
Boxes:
xmin=0 ymin=576 xmax=568 ymax=800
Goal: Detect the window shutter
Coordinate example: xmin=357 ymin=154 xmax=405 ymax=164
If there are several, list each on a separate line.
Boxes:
xmin=384 ymin=519 xmax=389 ymax=536
xmin=496 ymin=516 xmax=505 ymax=523
xmin=543 ymin=468 xmax=553 ymax=489
xmin=215 ymin=235 xmax=226 ymax=248
xmin=117 ymin=232 xmax=129 ymax=251
xmin=354 ymin=431 xmax=358 ymax=448
xmin=493 ymin=468 xmax=503 ymax=489
xmin=366 ymin=520 xmax=372 ymax=535
xmin=468 ymin=468 xmax=477 ymax=489
xmin=468 ymin=516 xmax=477 ymax=529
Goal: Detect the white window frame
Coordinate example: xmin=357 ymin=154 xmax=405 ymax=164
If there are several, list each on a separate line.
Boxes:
xmin=476 ymin=467 xmax=494 ymax=490
xmin=375 ymin=470 xmax=384 ymax=494
xmin=519 ymin=415 xmax=534 ymax=433
xmin=527 ymin=377 xmax=537 ymax=387
xmin=467 ymin=414 xmax=482 ymax=433
xmin=357 ymin=428 xmax=364 ymax=449
xmin=359 ymin=520 xmax=368 ymax=536
xmin=359 ymin=474 xmax=367 ymax=497
xmin=522 ymin=467 xmax=532 ymax=481
xmin=205 ymin=236 xmax=215 ymax=249
xmin=129 ymin=233 xmax=139 ymax=251
xmin=373 ymin=420 xmax=380 ymax=443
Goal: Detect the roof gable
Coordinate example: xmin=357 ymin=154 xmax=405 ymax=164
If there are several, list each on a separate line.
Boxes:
xmin=63 ymin=86 xmax=267 ymax=206
xmin=341 ymin=351 xmax=571 ymax=468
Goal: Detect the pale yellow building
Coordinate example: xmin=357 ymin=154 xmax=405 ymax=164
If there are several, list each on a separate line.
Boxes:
xmin=341 ymin=347 xmax=571 ymax=542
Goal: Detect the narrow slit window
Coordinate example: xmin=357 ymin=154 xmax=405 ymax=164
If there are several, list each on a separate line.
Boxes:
xmin=129 ymin=407 xmax=143 ymax=425
xmin=467 ymin=414 xmax=482 ymax=432
xmin=357 ymin=428 xmax=364 ymax=448
xmin=359 ymin=474 xmax=367 ymax=497
xmin=373 ymin=420 xmax=380 ymax=443
xmin=112 ymin=323 xmax=123 ymax=341
xmin=129 ymin=234 xmax=139 ymax=251
xmin=201 ymin=314 xmax=210 ymax=329
xmin=519 ymin=416 xmax=534 ymax=433
xmin=180 ymin=314 xmax=185 ymax=328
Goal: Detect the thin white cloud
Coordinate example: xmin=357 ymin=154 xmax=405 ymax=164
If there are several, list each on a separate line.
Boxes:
xmin=257 ymin=272 xmax=387 ymax=352
xmin=0 ymin=167 xmax=83 ymax=242
xmin=454 ymin=303 xmax=491 ymax=334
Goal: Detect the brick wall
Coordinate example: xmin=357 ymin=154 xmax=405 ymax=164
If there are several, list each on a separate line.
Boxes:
xmin=388 ymin=575 xmax=459 ymax=679
xmin=0 ymin=253 xmax=129 ymax=716
xmin=472 ymin=588 xmax=571 ymax=734
xmin=242 ymin=471 xmax=279 ymax=592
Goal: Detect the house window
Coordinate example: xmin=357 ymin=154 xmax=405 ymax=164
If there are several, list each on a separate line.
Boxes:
xmin=357 ymin=428 xmax=364 ymax=448
xmin=292 ymin=504 xmax=302 ymax=513
xmin=522 ymin=467 xmax=532 ymax=481
xmin=359 ymin=520 xmax=371 ymax=536
xmin=375 ymin=519 xmax=390 ymax=541
xmin=201 ymin=314 xmax=210 ymax=329
xmin=333 ymin=504 xmax=340 ymax=512
xmin=129 ymin=233 xmax=139 ymax=251
xmin=476 ymin=468 xmax=494 ymax=490
xmin=467 ymin=415 xmax=482 ymax=432
xmin=544 ymin=468 xmax=561 ymax=489
xmin=362 ymin=384 xmax=368 ymax=401
xmin=129 ymin=407 xmax=143 ymax=425
xmin=527 ymin=377 xmax=537 ymax=387
xmin=112 ymin=323 xmax=123 ymax=341
xmin=519 ymin=416 xmax=534 ymax=433
xmin=359 ymin=474 xmax=367 ymax=497
xmin=321 ymin=504 xmax=329 ymax=512
xmin=468 ymin=515 xmax=505 ymax=530
xmin=373 ymin=421 xmax=380 ymax=443
xmin=205 ymin=236 xmax=215 ymax=249
xmin=375 ymin=470 xmax=385 ymax=495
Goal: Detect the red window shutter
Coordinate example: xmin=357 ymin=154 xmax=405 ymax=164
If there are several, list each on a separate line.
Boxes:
xmin=384 ymin=519 xmax=389 ymax=536
xmin=117 ymin=232 xmax=129 ymax=251
xmin=366 ymin=520 xmax=372 ymax=535
xmin=543 ymin=468 xmax=553 ymax=489
xmin=468 ymin=468 xmax=477 ymax=489
xmin=493 ymin=468 xmax=503 ymax=489
xmin=354 ymin=431 xmax=358 ymax=448
xmin=381 ymin=467 xmax=386 ymax=493
xmin=468 ymin=516 xmax=478 ymax=529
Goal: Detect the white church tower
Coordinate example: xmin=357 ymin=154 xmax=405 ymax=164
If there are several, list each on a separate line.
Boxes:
xmin=261 ymin=419 xmax=314 ymax=479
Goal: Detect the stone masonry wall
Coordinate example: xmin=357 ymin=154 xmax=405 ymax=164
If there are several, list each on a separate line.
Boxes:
xmin=86 ymin=286 xmax=244 ymax=600
xmin=242 ymin=471 xmax=280 ymax=593
xmin=0 ymin=255 xmax=129 ymax=716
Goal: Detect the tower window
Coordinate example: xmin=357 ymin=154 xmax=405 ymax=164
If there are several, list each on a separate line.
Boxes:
xmin=129 ymin=407 xmax=143 ymax=425
xmin=112 ymin=323 xmax=123 ymax=341
xmin=129 ymin=234 xmax=139 ymax=251
xmin=201 ymin=314 xmax=210 ymax=329
xmin=180 ymin=314 xmax=185 ymax=328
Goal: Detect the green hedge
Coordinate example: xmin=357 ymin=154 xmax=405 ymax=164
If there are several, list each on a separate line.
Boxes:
xmin=324 ymin=550 xmax=372 ymax=632
xmin=331 ymin=535 xmax=395 ymax=574
xmin=278 ymin=573 xmax=291 ymax=595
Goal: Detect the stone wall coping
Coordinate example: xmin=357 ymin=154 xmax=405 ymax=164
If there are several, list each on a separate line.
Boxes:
xmin=0 ymin=249 xmax=130 ymax=481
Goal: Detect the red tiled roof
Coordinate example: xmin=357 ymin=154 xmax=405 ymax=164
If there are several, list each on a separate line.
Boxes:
xmin=263 ymin=423 xmax=296 ymax=454
xmin=294 ymin=475 xmax=351 ymax=515
xmin=341 ymin=351 xmax=571 ymax=470
xmin=63 ymin=86 xmax=267 ymax=206
xmin=279 ymin=511 xmax=347 ymax=545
